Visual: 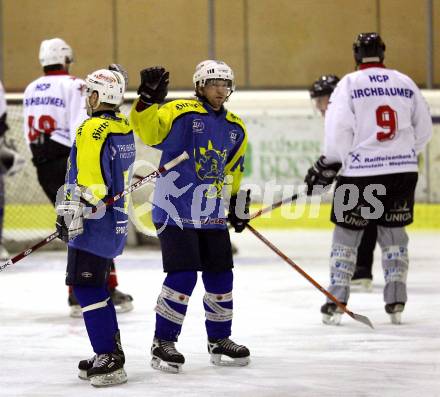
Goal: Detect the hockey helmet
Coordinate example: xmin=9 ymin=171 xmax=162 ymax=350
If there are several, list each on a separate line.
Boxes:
xmin=193 ymin=60 xmax=235 ymax=92
xmin=84 ymin=69 xmax=125 ymax=105
xmin=353 ymin=32 xmax=386 ymax=65
xmin=39 ymin=38 xmax=74 ymax=67
xmin=309 ymin=75 xmax=340 ymax=98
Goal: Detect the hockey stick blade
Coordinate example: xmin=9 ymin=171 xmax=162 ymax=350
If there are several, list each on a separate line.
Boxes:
xmin=0 ymin=151 xmax=189 ymax=272
xmin=349 ymin=312 xmax=374 ymax=329
xmin=246 ymin=224 xmax=374 ymax=329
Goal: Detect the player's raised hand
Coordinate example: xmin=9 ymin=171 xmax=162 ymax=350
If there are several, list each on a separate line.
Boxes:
xmin=137 ymin=66 xmax=169 ymax=104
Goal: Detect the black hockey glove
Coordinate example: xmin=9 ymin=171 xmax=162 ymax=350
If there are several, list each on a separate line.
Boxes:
xmin=228 ymin=189 xmax=251 ymax=233
xmin=304 ymin=155 xmax=342 ymax=195
xmin=137 ymin=66 xmax=170 ymax=105
xmin=108 ymin=63 xmax=128 ymax=90
xmin=0 ymin=139 xmax=25 ymax=176
xmin=55 ymin=200 xmax=86 ymax=243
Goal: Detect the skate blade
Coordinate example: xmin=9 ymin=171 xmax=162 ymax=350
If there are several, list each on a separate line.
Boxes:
xmin=115 ymin=301 xmax=134 ymax=314
xmin=322 ymin=312 xmax=342 ymax=326
xmin=90 ymin=368 xmax=127 ymax=387
xmin=69 ymin=305 xmax=82 ymax=318
xmin=151 ymin=356 xmax=182 ymax=373
xmin=389 ymin=312 xmax=402 ymax=325
xmin=78 ymin=369 xmax=89 ymax=380
xmin=210 ymin=354 xmax=250 ymax=367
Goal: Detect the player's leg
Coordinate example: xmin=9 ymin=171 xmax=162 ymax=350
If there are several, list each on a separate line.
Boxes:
xmin=376 ymin=172 xmax=417 ymax=324
xmin=66 ymin=247 xmax=127 ymax=387
xmin=151 ymin=224 xmax=200 ymax=373
xmin=351 ymin=222 xmax=377 ymax=292
xmin=321 ymin=225 xmax=364 ymax=325
xmin=376 ymin=226 xmax=409 ymax=324
xmin=35 ymin=156 xmax=68 ymax=206
xmin=0 ymin=175 xmax=9 ymax=260
xmin=152 ymin=270 xmax=197 ymax=372
xmin=200 ymin=228 xmax=250 ymax=366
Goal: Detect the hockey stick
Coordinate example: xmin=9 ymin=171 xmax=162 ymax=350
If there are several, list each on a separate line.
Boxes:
xmin=0 ymin=151 xmax=189 ymax=272
xmin=245 ymin=223 xmax=374 ymax=329
xmin=249 ymin=193 xmax=300 ymax=221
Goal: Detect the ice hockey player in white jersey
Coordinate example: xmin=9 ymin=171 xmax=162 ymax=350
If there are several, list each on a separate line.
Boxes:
xmin=304 ymin=32 xmax=432 ymax=325
xmin=0 ymin=80 xmax=25 ymax=260
xmin=23 ymin=38 xmax=134 ymax=317
xmin=310 ymin=75 xmax=377 ymax=292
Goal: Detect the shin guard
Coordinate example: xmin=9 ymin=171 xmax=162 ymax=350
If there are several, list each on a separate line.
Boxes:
xmin=202 ymin=270 xmax=233 ymax=340
xmin=154 ymin=271 xmax=197 ymax=341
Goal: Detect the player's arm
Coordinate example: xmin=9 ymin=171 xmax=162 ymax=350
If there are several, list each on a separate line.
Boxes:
xmin=411 ymin=87 xmax=433 ymax=153
xmin=323 ymin=78 xmax=355 ymax=164
xmin=68 ymin=79 xmax=88 ymax=145
xmin=224 ymin=120 xmax=250 ymax=233
xmin=130 ymin=101 xmax=175 ymax=147
xmin=130 ymin=66 xmax=173 ymax=146
xmin=224 ymin=116 xmax=248 ymax=196
xmin=74 ymin=119 xmax=110 ymax=204
xmin=0 ymin=82 xmax=8 ymax=138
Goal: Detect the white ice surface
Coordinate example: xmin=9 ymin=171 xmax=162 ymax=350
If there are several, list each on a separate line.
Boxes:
xmin=0 ymin=230 xmax=439 ymax=397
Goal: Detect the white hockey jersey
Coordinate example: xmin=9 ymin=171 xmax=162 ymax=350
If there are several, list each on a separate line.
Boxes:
xmin=324 ymin=64 xmax=432 ymax=177
xmin=23 ymin=71 xmax=88 ymax=148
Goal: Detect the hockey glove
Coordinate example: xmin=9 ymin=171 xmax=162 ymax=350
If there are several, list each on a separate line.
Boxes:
xmin=304 ymin=155 xmax=342 ymax=195
xmin=108 ymin=63 xmax=128 ymax=90
xmin=137 ymin=66 xmax=170 ymax=105
xmin=55 ymin=200 xmax=86 ymax=242
xmin=228 ymin=189 xmax=251 ymax=233
xmin=0 ymin=140 xmax=25 ymax=177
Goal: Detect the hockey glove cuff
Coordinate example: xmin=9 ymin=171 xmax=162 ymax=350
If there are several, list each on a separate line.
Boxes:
xmin=228 ymin=189 xmax=251 ymax=233
xmin=55 ymin=200 xmax=86 ymax=242
xmin=304 ymin=155 xmax=342 ymax=195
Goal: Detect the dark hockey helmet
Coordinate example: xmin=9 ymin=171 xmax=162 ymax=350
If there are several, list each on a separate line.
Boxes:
xmin=309 ymin=75 xmax=340 ymax=98
xmin=353 ymin=32 xmax=386 ymax=65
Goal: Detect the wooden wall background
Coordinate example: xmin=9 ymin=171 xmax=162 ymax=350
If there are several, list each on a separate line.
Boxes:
xmin=2 ymin=0 xmax=438 ymax=91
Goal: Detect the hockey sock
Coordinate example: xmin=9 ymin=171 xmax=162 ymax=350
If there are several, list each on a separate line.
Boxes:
xmin=377 ymin=226 xmax=409 ymax=304
xmin=202 ymin=270 xmax=233 ymax=340
xmin=107 ymin=260 xmax=118 ymax=290
xmin=74 ymin=285 xmax=119 ymax=354
xmin=154 ymin=271 xmax=197 ymax=342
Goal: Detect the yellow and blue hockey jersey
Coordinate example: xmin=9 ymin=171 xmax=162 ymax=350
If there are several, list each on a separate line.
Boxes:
xmin=130 ymin=98 xmax=248 ymax=229
xmin=65 ymin=111 xmax=135 ymax=258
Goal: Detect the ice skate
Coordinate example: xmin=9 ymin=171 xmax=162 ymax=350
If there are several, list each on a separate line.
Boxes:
xmin=385 ymin=302 xmax=405 ymax=325
xmin=78 ymin=331 xmax=125 ymax=380
xmin=350 ymin=277 xmax=373 ymax=292
xmin=110 ymin=288 xmax=134 ymax=313
xmin=150 ymin=338 xmax=185 ymax=373
xmin=208 ymin=338 xmax=250 ymax=367
xmin=321 ymin=302 xmax=345 ymax=325
xmin=68 ymin=291 xmax=82 ymax=318
xmin=0 ymin=244 xmax=10 ymax=261
xmin=87 ymin=353 xmax=127 ymax=387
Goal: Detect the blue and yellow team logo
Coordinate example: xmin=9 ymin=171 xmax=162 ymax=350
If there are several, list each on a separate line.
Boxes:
xmin=195 ymin=140 xmax=227 ymax=198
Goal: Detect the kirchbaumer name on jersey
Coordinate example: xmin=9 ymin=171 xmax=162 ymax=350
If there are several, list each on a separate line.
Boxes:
xmin=24 ymin=96 xmax=66 ymax=107
xmin=351 ymin=87 xmax=414 ymax=100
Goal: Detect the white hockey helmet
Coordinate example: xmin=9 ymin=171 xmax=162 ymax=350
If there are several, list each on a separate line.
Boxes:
xmin=193 ymin=60 xmax=235 ymax=91
xmin=84 ymin=69 xmax=125 ymax=105
xmin=39 ymin=38 xmax=73 ymax=67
